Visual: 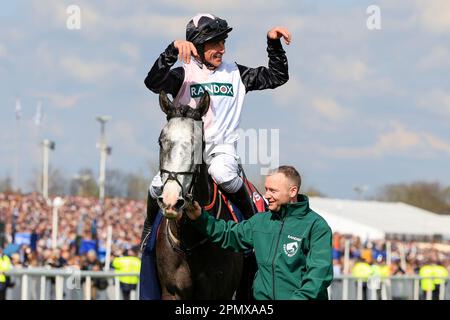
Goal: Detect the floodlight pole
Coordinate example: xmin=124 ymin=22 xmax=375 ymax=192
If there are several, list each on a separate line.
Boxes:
xmin=96 ymin=116 xmax=111 ymax=204
xmin=42 ymin=139 xmax=55 ymax=200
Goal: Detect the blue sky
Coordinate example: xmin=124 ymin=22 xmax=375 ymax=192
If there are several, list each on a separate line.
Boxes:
xmin=1 ymin=0 xmax=450 ymax=199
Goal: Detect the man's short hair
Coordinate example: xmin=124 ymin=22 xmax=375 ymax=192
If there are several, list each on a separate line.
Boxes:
xmin=269 ymin=166 xmax=301 ymax=190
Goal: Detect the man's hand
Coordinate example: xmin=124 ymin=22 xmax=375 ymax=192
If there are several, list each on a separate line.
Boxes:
xmin=173 ymin=40 xmax=199 ymax=64
xmin=185 ymin=201 xmax=202 ymax=221
xmin=267 ymin=27 xmax=292 ymax=45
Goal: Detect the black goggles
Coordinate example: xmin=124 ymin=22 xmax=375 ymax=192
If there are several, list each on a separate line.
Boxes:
xmin=199 ymin=19 xmax=229 ymax=36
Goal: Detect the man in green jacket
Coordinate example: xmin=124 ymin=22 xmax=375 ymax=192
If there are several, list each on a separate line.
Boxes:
xmin=186 ymin=166 xmax=333 ymax=300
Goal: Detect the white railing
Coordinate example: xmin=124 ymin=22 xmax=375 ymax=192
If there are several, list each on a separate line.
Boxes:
xmin=331 ymin=275 xmax=449 ymax=300
xmin=3 ymin=269 xmax=449 ymax=300
xmin=4 ymin=268 xmax=140 ymax=300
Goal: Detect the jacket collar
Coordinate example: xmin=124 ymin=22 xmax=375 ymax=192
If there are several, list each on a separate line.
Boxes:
xmin=271 ymin=194 xmax=310 ymax=219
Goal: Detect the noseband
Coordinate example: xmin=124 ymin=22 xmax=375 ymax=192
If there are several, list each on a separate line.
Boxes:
xmin=159 ymin=167 xmax=199 ymax=204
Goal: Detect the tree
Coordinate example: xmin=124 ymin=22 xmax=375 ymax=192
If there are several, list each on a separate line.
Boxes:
xmin=126 ymin=172 xmax=149 ymax=200
xmin=69 ymin=168 xmax=98 ymax=197
xmin=0 ymin=176 xmax=13 ymax=193
xmin=105 ymin=169 xmax=129 ymax=198
xmin=376 ymin=181 xmax=450 ymax=215
xmin=28 ymin=167 xmax=68 ymax=195
xmin=48 ymin=168 xmax=68 ymax=196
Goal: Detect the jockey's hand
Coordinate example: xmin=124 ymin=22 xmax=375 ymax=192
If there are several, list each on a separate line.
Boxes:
xmin=267 ymin=27 xmax=292 ymax=45
xmin=173 ymin=40 xmax=199 ymax=64
xmin=186 ymin=201 xmax=202 ymax=220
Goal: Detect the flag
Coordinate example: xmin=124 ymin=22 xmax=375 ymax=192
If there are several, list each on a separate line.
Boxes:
xmin=35 ymin=101 xmax=43 ymax=126
xmin=15 ymin=98 xmax=21 ymax=120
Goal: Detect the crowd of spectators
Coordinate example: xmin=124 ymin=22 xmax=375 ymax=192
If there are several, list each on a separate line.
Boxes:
xmin=0 ymin=192 xmax=145 ymax=270
xmin=1 ymin=192 xmax=450 ymax=276
xmin=332 ymin=232 xmax=450 ymax=276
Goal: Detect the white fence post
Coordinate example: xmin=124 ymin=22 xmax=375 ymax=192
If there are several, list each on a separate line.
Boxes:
xmin=439 ymin=281 xmax=445 ymax=301
xmin=84 ymin=276 xmax=92 ymax=300
xmin=413 ymin=278 xmax=420 ymax=300
xmin=115 ymin=277 xmax=121 ymax=300
xmin=21 ymin=274 xmax=28 ymax=300
xmin=342 ymin=278 xmax=349 ymax=300
xmin=357 ymin=279 xmax=363 ymax=300
xmin=136 ymin=280 xmax=140 ymax=300
xmin=40 ymin=276 xmax=46 ymax=300
xmin=55 ymin=276 xmax=64 ymax=300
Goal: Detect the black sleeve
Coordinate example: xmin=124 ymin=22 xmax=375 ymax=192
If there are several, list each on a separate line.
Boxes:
xmin=237 ymin=38 xmax=289 ymax=92
xmin=144 ymin=42 xmax=185 ymax=97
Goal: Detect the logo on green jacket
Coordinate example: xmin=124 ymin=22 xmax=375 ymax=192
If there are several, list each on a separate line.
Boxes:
xmin=283 ymin=235 xmax=302 ymax=257
xmin=190 ymin=83 xmax=234 ymax=98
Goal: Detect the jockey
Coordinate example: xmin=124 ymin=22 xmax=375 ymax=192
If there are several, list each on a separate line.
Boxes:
xmin=142 ymin=13 xmax=291 ymax=248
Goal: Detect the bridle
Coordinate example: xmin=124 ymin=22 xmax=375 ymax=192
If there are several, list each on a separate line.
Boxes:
xmin=159 ymin=168 xmax=199 ymax=205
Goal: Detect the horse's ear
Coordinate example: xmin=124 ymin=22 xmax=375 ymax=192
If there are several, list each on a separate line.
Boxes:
xmin=159 ymin=91 xmax=173 ymax=115
xmin=197 ymin=92 xmax=210 ymax=118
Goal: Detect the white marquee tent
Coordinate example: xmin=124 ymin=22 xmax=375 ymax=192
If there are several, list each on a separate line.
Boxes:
xmin=309 ymin=197 xmax=450 ymax=240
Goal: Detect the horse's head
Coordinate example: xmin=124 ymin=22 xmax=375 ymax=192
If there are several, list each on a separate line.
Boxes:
xmin=157 ymin=91 xmax=210 ymax=220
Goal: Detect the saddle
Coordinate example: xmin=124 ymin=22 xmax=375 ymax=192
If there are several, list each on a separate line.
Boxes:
xmin=215 ymin=177 xmax=267 ymax=223
xmin=196 ymin=162 xmax=267 ymax=220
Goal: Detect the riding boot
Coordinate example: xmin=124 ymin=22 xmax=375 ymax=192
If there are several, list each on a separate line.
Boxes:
xmin=140 ymin=193 xmax=160 ymax=252
xmin=223 ymin=183 xmax=255 ymax=220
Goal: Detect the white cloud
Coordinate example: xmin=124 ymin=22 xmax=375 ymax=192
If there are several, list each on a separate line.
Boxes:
xmin=425 ymin=134 xmax=450 ymax=154
xmin=311 ymin=98 xmax=351 ymax=122
xmin=417 ymin=90 xmax=450 ymax=118
xmin=380 ymin=0 xmax=450 ymax=34
xmin=0 ymin=44 xmax=9 ymax=60
xmin=30 ymin=0 xmax=68 ymax=27
xmin=119 ymin=43 xmax=141 ymax=62
xmin=108 ymin=14 xmax=186 ymax=39
xmin=414 ymin=0 xmax=450 ymax=34
xmin=60 ymin=56 xmax=134 ymax=83
xmin=44 ymin=93 xmax=82 ymax=109
xmin=161 ymin=0 xmax=290 ymax=13
xmin=44 ymin=121 xmax=65 ymax=139
xmin=1 ymin=27 xmax=25 ymax=42
xmin=34 ymin=42 xmax=58 ymax=70
xmin=319 ymin=124 xmax=450 ymax=159
xmin=418 ymin=45 xmax=450 ymax=70
xmin=109 ymin=121 xmax=153 ymax=160
xmin=319 ymin=55 xmax=371 ymax=83
xmin=273 ymin=76 xmax=303 ymax=107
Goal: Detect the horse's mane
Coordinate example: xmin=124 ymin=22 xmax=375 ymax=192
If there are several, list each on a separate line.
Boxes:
xmin=166 ymin=105 xmax=204 ymax=121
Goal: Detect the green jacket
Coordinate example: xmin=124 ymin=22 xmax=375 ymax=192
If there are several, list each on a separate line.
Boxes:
xmin=192 ymin=194 xmax=333 ymax=300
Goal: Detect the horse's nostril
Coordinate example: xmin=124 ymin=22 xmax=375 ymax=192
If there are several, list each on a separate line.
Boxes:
xmin=174 ymin=199 xmax=185 ymax=211
xmin=157 ymin=197 xmax=167 ymax=209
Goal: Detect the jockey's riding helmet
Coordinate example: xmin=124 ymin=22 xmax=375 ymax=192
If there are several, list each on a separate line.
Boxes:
xmin=186 ymin=13 xmax=232 ymax=47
